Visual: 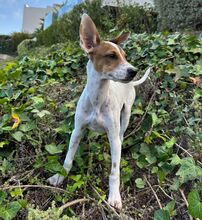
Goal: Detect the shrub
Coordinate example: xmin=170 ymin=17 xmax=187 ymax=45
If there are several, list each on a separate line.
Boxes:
xmin=154 ymin=0 xmax=202 ymax=31
xmin=0 ymin=33 xmax=31 ymax=54
xmin=17 ymin=38 xmax=37 ymax=57
xmin=0 ymin=35 xmax=13 ymax=54
xmin=117 ymin=4 xmax=157 ymax=33
xmin=36 ymin=0 xmax=157 ymax=46
xmin=11 ymin=32 xmax=31 ymax=52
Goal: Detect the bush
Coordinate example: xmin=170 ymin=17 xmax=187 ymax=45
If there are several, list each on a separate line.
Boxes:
xmin=0 ymin=35 xmax=13 ymax=54
xmin=0 ymin=33 xmax=31 ymax=54
xmin=36 ymin=0 xmax=157 ymax=46
xmin=11 ymin=32 xmax=31 ymax=51
xmin=117 ymin=4 xmax=157 ymax=33
xmin=154 ymin=0 xmax=202 ymax=31
xmin=17 ymin=38 xmax=37 ymax=57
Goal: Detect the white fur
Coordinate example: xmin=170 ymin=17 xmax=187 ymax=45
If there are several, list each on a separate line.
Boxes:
xmin=48 ymin=21 xmax=151 ymax=210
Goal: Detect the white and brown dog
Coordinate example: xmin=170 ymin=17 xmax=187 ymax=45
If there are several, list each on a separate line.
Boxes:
xmin=48 ymin=14 xmax=151 ymax=210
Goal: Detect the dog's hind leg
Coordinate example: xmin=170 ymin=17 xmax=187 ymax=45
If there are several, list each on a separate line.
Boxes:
xmin=119 ymin=104 xmax=131 ymax=142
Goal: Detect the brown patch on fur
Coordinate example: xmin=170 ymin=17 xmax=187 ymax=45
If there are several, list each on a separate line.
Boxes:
xmin=89 ymin=41 xmax=126 ymax=73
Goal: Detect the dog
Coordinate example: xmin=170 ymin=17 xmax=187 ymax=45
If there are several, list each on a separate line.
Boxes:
xmin=48 ymin=14 xmax=151 ymax=210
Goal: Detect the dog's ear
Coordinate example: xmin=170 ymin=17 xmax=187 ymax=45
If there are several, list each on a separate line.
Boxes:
xmin=110 ymin=32 xmax=130 ymax=45
xmin=80 ymin=14 xmax=100 ymax=53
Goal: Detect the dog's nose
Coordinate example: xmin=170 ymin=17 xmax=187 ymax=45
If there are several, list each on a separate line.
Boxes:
xmin=127 ymin=68 xmax=137 ymax=78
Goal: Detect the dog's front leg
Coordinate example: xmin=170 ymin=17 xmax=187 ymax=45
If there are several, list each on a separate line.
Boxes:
xmin=107 ymin=130 xmax=122 ymax=210
xmin=47 ymin=128 xmax=83 ymax=186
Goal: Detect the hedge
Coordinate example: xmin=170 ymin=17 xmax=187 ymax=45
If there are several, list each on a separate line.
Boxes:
xmin=154 ymin=0 xmax=202 ymax=31
xmin=0 ymin=32 xmax=31 ymax=54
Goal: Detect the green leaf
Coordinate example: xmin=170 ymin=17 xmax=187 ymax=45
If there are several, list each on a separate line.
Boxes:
xmin=36 ymin=110 xmax=51 ymax=118
xmin=12 ymin=131 xmax=24 ymax=142
xmin=45 ymin=156 xmax=66 ymax=176
xmin=10 ymin=188 xmax=23 ymax=198
xmin=154 ymin=209 xmax=170 ymax=220
xmin=0 ymin=201 xmax=21 ymax=220
xmin=176 ymin=157 xmax=202 ymax=183
xmin=141 ymin=114 xmax=153 ymax=132
xmin=98 ymin=194 xmax=106 ymax=205
xmin=135 ymin=178 xmax=145 ymax=189
xmin=188 ymin=190 xmax=202 ymax=220
xmin=165 ymin=137 xmax=176 ymax=148
xmin=0 ymin=191 xmax=7 ymax=204
xmin=31 ymin=96 xmax=44 ymax=109
xmin=45 ymin=144 xmax=63 ymax=155
xmin=19 ymin=122 xmax=36 ymax=132
xmin=121 ymin=166 xmax=133 ymax=183
xmin=170 ymin=154 xmax=181 ymax=165
xmin=164 ymin=200 xmax=176 ymax=216
xmin=0 ymin=141 xmax=9 ymax=148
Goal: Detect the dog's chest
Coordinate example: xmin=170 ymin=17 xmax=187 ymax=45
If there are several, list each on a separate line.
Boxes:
xmin=86 ymin=109 xmax=105 ymax=132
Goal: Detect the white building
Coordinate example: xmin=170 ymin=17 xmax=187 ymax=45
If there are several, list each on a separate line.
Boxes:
xmin=22 ymin=5 xmax=52 ymax=33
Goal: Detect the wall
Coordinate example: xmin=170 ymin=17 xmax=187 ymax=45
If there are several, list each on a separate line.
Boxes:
xmin=22 ymin=5 xmax=52 ymax=33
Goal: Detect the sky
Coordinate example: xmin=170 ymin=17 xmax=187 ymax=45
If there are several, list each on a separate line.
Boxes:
xmin=0 ymin=0 xmax=64 ymax=35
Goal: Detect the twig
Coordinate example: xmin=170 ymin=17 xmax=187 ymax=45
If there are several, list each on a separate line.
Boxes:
xmin=164 ymin=134 xmax=202 ymax=167
xmin=100 ymin=206 xmax=108 ymax=220
xmin=125 ymin=90 xmax=156 ymax=139
xmin=144 ymin=175 xmax=162 ymax=209
xmin=0 ymin=184 xmax=70 ymax=194
xmin=175 ymin=142 xmax=202 ymax=166
xmin=183 ymin=115 xmax=190 ymax=127
xmin=59 ymin=198 xmax=89 ymax=212
xmin=179 ymin=189 xmax=193 ymax=220
xmin=158 ymin=56 xmax=175 ymax=65
xmin=90 ymin=184 xmax=120 ymax=218
xmin=158 ymin=185 xmax=174 ymax=200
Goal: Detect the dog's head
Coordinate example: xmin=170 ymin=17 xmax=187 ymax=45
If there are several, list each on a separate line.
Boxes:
xmin=80 ymin=14 xmax=137 ymax=83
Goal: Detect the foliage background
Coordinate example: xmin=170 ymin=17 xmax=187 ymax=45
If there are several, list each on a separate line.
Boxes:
xmin=154 ymin=0 xmax=202 ymax=31
xmin=0 ymin=0 xmax=202 ymax=219
xmin=0 ymin=33 xmax=31 ymax=55
xmin=0 ymin=32 xmax=202 ymax=219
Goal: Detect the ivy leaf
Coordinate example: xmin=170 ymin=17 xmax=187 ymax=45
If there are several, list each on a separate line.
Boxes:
xmin=19 ymin=122 xmax=36 ymax=132
xmin=135 ymin=178 xmax=145 ymax=189
xmin=45 ymin=144 xmax=63 ymax=155
xmin=164 ymin=200 xmax=176 ymax=216
xmin=12 ymin=131 xmax=24 ymax=142
xmin=0 ymin=201 xmax=21 ymax=220
xmin=188 ymin=190 xmax=202 ymax=220
xmin=154 ymin=209 xmax=170 ymax=220
xmin=10 ymin=188 xmax=23 ymax=198
xmin=36 ymin=110 xmax=51 ymax=118
xmin=0 ymin=191 xmax=7 ymax=204
xmin=0 ymin=141 xmax=9 ymax=148
xmin=170 ymin=154 xmax=181 ymax=165
xmin=165 ymin=137 xmax=176 ymax=148
xmin=176 ymin=157 xmax=202 ymax=183
xmin=141 ymin=114 xmax=153 ymax=132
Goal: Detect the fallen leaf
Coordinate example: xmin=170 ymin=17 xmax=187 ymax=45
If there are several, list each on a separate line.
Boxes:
xmin=11 ymin=113 xmax=21 ymax=129
xmin=189 ymin=77 xmax=201 ymax=85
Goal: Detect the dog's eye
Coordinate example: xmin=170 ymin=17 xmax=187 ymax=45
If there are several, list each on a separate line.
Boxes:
xmin=106 ymin=53 xmax=117 ymax=59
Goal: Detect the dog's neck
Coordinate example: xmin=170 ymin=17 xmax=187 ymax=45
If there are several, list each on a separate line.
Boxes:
xmin=86 ymin=60 xmax=110 ymax=110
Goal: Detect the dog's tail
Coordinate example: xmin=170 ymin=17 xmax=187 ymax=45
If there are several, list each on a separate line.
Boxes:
xmin=132 ymin=67 xmax=151 ymax=86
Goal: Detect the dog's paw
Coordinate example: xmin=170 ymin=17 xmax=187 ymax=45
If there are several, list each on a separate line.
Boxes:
xmin=47 ymin=174 xmax=64 ymax=186
xmin=108 ymin=192 xmax=122 ymax=210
